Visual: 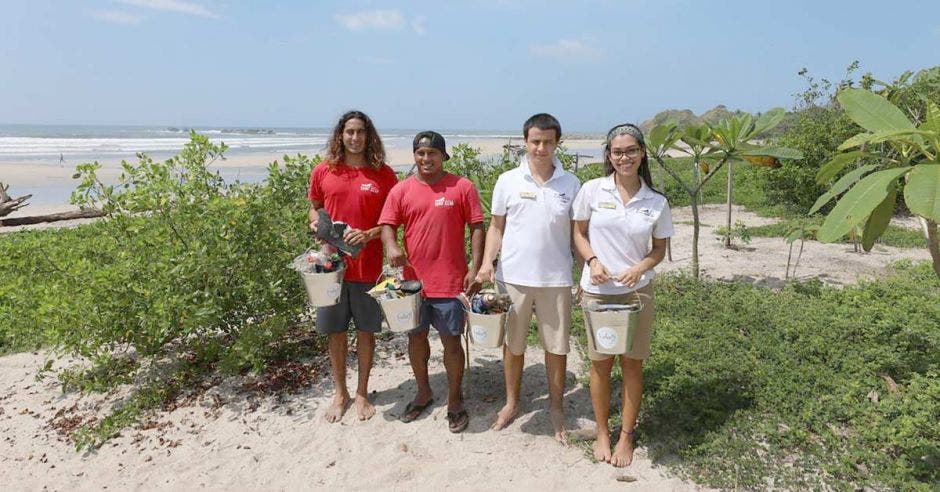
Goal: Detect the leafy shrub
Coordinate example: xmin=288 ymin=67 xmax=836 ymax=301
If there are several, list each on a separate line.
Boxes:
xmin=0 ymin=134 xmax=321 ymax=446
xmin=574 ymin=261 xmax=939 ymax=489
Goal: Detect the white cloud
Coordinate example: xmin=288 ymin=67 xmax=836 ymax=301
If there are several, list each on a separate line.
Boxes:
xmin=92 ymin=10 xmax=143 ymax=25
xmin=411 ymin=16 xmax=427 ymax=35
xmin=334 ymin=10 xmax=405 ymax=31
xmin=115 ymin=0 xmax=218 ymax=19
xmin=530 ymin=38 xmax=602 ymax=61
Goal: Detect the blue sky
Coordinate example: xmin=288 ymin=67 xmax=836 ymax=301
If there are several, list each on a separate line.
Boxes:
xmin=1 ymin=0 xmax=938 ymax=132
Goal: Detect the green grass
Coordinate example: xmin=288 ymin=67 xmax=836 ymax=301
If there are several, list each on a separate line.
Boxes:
xmin=574 ymin=261 xmax=940 ymax=490
xmin=737 ymin=220 xmax=927 ymax=249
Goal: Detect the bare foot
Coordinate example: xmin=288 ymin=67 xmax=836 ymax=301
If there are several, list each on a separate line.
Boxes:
xmin=491 ymin=403 xmax=519 ymax=430
xmin=593 ymin=429 xmax=612 ymax=462
xmin=550 ymin=406 xmax=568 ymax=445
xmin=611 ymin=429 xmax=635 ymax=467
xmin=324 ymin=393 xmax=350 ymax=423
xmin=354 ymin=394 xmax=375 ymax=421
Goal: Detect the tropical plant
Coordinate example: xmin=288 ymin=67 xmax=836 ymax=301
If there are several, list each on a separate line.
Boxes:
xmin=647 ymin=111 xmax=803 ymax=277
xmin=811 ymin=87 xmax=940 ymax=277
xmin=784 ymin=219 xmax=818 ymax=279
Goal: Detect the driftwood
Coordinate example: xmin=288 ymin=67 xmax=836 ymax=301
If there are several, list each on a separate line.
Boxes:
xmin=0 ymin=208 xmax=106 ymax=226
xmin=0 ymin=181 xmax=105 ymax=227
xmin=0 ymin=182 xmax=32 ymax=218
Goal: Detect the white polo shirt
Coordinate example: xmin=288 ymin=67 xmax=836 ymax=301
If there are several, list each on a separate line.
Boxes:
xmin=572 ymin=175 xmax=674 ymax=294
xmin=492 ymin=156 xmax=581 ymax=287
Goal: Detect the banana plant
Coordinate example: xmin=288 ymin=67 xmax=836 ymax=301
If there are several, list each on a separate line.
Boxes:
xmin=812 ymin=88 xmax=940 ymax=277
xmin=647 ymin=111 xmax=802 ymax=278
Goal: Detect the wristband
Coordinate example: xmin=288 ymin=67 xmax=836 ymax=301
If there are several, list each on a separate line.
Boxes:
xmin=586 ymin=256 xmax=598 ymax=266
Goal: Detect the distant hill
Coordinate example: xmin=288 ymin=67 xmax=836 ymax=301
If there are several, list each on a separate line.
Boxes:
xmin=639 ymin=105 xmax=751 ymax=133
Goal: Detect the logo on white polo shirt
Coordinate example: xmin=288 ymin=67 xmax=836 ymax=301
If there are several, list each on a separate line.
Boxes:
xmin=434 ymin=196 xmax=455 ymax=207
xmin=637 ymin=207 xmax=654 ymax=217
xmin=360 ymin=183 xmax=380 ymax=194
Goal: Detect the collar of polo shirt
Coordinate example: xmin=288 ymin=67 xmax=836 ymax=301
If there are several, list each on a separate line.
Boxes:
xmin=519 ymin=154 xmax=565 ymax=183
xmin=599 ymin=175 xmax=655 ymax=203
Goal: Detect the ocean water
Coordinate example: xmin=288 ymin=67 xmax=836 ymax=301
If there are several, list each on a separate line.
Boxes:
xmin=0 ymin=124 xmax=515 ymax=163
xmin=0 ymin=124 xmax=517 ymax=205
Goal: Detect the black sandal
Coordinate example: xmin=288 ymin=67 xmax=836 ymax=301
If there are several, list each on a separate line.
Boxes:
xmin=447 ymin=409 xmax=470 ymax=433
xmin=400 ymin=398 xmax=433 ymax=423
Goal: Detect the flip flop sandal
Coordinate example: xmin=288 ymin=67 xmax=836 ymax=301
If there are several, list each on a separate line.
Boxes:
xmin=399 ymin=398 xmax=433 ymax=423
xmin=447 ymin=409 xmax=469 ymax=433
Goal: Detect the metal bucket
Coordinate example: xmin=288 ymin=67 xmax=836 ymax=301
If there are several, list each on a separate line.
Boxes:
xmin=466 ymin=311 xmax=507 ymax=349
xmin=299 ymin=267 xmax=345 ymax=307
xmin=378 ymin=292 xmax=422 ymax=333
xmin=585 ymin=303 xmax=641 ymax=355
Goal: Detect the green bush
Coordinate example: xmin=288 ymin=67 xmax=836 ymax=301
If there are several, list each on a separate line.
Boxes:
xmin=756 ymin=105 xmax=860 ymax=215
xmin=574 ymin=261 xmax=939 ymax=489
xmin=0 ymin=134 xmax=321 ymax=446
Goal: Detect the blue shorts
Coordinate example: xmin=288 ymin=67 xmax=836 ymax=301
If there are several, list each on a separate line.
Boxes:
xmin=415 ymin=298 xmax=465 ymax=337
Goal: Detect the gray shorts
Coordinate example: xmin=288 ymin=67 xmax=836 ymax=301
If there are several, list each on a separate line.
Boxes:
xmin=315 ymin=281 xmax=383 ymax=334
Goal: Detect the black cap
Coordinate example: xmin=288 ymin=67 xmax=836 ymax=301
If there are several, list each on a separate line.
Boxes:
xmin=412 ymin=131 xmax=450 ymax=161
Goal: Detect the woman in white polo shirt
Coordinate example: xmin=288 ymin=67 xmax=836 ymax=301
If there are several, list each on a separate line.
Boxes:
xmin=572 ymin=123 xmax=673 ymax=467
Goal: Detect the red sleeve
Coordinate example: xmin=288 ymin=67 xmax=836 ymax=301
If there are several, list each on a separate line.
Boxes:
xmin=378 ymin=181 xmax=404 ymax=226
xmin=379 ymin=165 xmax=400 ymax=200
xmin=463 ymin=179 xmax=485 ymax=225
xmin=307 ymin=164 xmax=324 ymax=203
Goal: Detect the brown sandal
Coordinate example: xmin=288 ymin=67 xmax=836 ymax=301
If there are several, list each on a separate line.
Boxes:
xmin=447 ymin=409 xmax=469 ymax=433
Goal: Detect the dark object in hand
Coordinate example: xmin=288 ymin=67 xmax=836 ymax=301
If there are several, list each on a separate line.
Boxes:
xmin=399 ymin=280 xmax=423 ymax=294
xmin=316 ymin=209 xmax=363 ymax=258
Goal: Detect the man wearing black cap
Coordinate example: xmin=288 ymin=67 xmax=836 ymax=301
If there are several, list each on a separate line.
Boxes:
xmin=379 ymin=131 xmax=485 ymax=433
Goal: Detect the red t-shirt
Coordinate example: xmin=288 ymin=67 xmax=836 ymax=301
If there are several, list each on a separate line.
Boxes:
xmin=308 ymin=160 xmax=399 ymax=282
xmin=378 ymin=173 xmax=484 ymax=298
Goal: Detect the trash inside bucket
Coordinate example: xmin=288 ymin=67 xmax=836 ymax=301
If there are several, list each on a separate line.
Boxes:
xmin=585 ymin=304 xmax=640 ymax=355
xmin=467 ymin=311 xmax=506 ymax=349
xmin=377 ymin=293 xmax=422 ymax=333
xmin=299 ymin=267 xmax=345 ymax=307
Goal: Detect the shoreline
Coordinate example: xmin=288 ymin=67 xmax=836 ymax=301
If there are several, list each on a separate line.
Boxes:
xmin=1 ymin=137 xmax=607 ymax=206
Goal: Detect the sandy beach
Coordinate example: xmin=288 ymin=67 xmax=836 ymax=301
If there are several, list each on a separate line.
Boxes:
xmin=0 ymin=136 xmax=607 ymax=206
xmin=0 ymin=205 xmax=929 ymax=489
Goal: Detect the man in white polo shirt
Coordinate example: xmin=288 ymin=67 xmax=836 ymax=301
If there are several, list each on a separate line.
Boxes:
xmin=476 ymin=113 xmax=581 ymax=443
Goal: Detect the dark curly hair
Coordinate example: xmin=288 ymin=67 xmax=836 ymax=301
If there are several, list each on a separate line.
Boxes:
xmin=326 ymin=110 xmax=386 ymax=169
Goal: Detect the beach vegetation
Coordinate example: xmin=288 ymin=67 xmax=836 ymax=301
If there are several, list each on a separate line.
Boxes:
xmin=572 ymin=262 xmax=940 ymax=490
xmin=646 ymin=112 xmax=802 ymax=277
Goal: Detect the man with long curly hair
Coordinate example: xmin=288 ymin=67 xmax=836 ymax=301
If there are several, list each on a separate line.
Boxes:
xmin=308 ymin=110 xmax=398 ymax=422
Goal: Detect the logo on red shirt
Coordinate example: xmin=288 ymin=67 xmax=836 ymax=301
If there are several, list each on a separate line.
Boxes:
xmin=434 ymin=196 xmax=455 ymax=207
xmin=360 ymin=183 xmax=380 ymax=194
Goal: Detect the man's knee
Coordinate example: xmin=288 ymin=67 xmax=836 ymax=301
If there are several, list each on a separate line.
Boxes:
xmin=440 ymin=335 xmax=463 ymax=352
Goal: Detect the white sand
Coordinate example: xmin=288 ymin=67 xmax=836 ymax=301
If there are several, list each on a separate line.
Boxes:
xmin=0 ymin=203 xmax=931 ymax=490
xmin=0 ymin=340 xmax=702 ymax=491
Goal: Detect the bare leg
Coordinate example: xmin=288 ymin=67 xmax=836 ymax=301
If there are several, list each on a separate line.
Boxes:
xmin=589 ymin=357 xmax=615 ymax=462
xmin=353 ymin=331 xmax=376 ymax=420
xmin=492 ymin=346 xmax=524 ymax=430
xmin=324 ymin=332 xmax=351 ymax=423
xmin=545 ymin=352 xmax=568 ymax=444
xmin=407 ymin=330 xmax=434 ymax=407
xmin=612 ymin=357 xmax=644 ymax=467
xmin=440 ymin=334 xmax=465 ymax=413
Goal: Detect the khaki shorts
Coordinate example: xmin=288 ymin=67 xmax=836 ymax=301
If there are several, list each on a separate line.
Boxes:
xmin=581 ymin=282 xmax=655 ymax=361
xmin=498 ymin=282 xmax=572 ymax=356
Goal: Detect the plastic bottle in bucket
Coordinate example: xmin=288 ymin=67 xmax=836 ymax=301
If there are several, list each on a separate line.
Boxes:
xmin=291 ymin=249 xmax=345 ymax=307
xmin=466 ymin=290 xmax=511 ymax=348
xmin=369 ymin=267 xmax=422 ymax=333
